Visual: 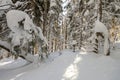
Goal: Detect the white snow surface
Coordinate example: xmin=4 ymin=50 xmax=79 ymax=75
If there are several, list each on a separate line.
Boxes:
xmin=0 ymin=0 xmax=13 ymax=9
xmin=94 ymin=20 xmax=109 ymax=36
xmin=70 ymin=40 xmax=77 ymax=45
xmin=15 ymin=1 xmax=24 ymax=7
xmin=87 ymin=0 xmax=94 ymax=5
xmin=84 ymin=10 xmax=89 ymax=16
xmin=6 ymin=10 xmax=31 ymax=32
xmin=1 ymin=42 xmax=120 ymax=80
xmin=50 ymin=0 xmax=56 ymax=7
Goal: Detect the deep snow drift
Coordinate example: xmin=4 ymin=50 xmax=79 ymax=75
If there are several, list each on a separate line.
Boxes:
xmin=0 ymin=43 xmax=120 ymax=80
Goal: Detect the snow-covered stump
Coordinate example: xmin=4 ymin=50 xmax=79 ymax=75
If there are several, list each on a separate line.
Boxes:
xmin=89 ymin=20 xmax=110 ymax=56
xmin=70 ymin=40 xmax=77 ymax=52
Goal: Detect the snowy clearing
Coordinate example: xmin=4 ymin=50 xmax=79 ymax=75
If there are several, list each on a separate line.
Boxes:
xmin=0 ymin=43 xmax=120 ymax=80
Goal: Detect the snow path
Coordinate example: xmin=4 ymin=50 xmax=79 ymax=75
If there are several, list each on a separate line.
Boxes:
xmin=0 ymin=47 xmax=120 ymax=80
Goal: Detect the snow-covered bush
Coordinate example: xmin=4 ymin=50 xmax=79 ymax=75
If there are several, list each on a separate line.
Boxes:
xmin=71 ymin=40 xmax=77 ymax=52
xmin=6 ymin=10 xmax=48 ymax=62
xmin=89 ymin=20 xmax=110 ymax=55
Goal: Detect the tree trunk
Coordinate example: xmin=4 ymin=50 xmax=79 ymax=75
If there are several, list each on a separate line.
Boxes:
xmin=99 ymin=0 xmax=102 ymax=21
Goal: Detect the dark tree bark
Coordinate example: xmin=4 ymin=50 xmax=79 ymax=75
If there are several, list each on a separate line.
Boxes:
xmin=99 ymin=0 xmax=102 ymax=21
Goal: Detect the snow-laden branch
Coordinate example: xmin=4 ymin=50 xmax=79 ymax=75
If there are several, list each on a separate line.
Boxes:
xmin=0 ymin=40 xmax=38 ymax=63
xmin=0 ymin=0 xmax=14 ymax=10
xmin=0 ymin=40 xmax=11 ymax=52
xmin=0 ymin=4 xmax=14 ymax=8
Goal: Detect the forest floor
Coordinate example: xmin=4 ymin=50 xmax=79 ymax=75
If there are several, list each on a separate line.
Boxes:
xmin=0 ymin=42 xmax=120 ymax=80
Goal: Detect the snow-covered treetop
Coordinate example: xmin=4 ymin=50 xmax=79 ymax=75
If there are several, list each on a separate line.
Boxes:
xmin=6 ymin=10 xmax=32 ymax=32
xmin=88 ymin=19 xmax=109 ymax=42
xmin=94 ymin=19 xmax=108 ymax=36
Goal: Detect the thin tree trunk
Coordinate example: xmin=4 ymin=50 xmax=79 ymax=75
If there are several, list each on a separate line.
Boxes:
xmin=99 ymin=0 xmax=102 ymax=21
xmin=64 ymin=18 xmax=67 ymax=49
xmin=43 ymin=0 xmax=47 ymax=36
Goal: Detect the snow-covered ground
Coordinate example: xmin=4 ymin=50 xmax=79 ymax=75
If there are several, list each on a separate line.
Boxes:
xmin=1 ymin=43 xmax=120 ymax=80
